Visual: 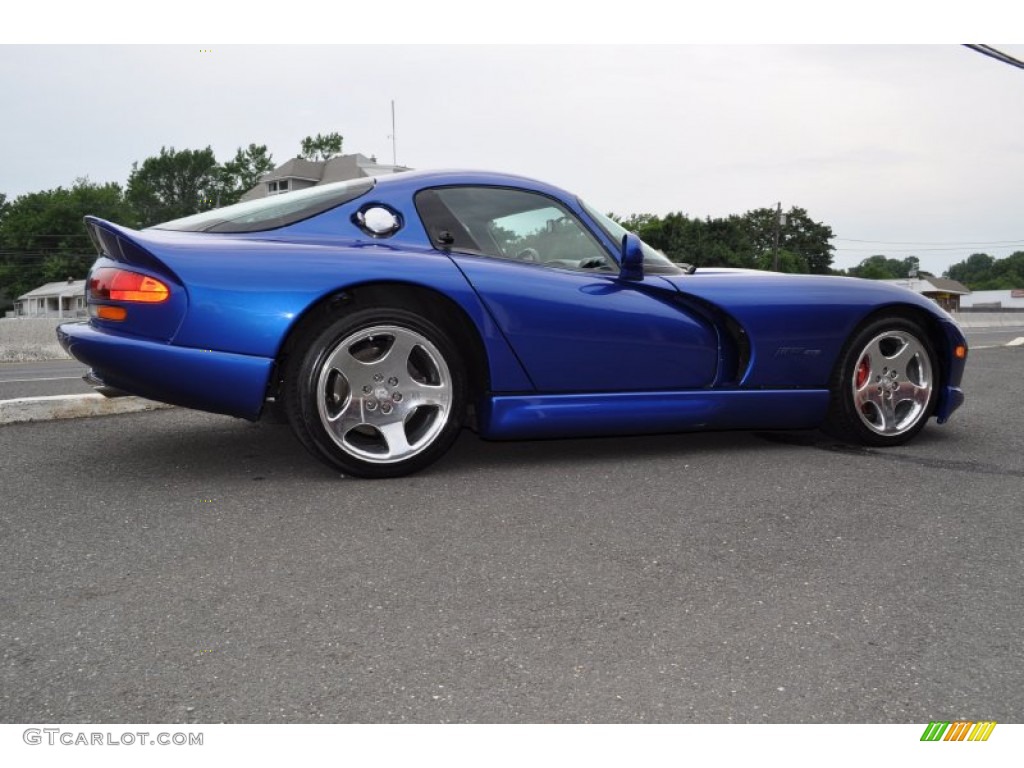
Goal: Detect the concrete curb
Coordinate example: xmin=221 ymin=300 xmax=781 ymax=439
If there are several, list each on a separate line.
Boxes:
xmin=953 ymin=312 xmax=1024 ymax=328
xmin=0 ymin=394 xmax=173 ymax=425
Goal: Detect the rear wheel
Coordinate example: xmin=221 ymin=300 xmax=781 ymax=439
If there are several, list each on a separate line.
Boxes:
xmin=285 ymin=308 xmax=466 ymax=478
xmin=823 ymin=317 xmax=937 ymax=446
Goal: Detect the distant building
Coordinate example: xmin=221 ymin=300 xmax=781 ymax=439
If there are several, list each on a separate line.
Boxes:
xmin=880 ymin=276 xmax=971 ymax=312
xmin=241 ymin=153 xmax=410 ymax=202
xmin=11 ymin=278 xmax=87 ymax=319
xmin=959 ymin=289 xmax=1024 ymax=309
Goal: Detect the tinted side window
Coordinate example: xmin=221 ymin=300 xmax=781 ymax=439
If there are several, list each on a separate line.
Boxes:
xmin=154 ymin=178 xmax=375 ymax=233
xmin=415 ymin=187 xmax=615 ymax=272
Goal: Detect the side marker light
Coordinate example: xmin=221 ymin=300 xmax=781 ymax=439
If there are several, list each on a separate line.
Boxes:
xmin=95 ymin=305 xmax=128 ymax=321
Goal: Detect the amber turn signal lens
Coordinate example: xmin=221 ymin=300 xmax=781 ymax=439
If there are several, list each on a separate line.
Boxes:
xmin=95 ymin=305 xmax=128 ymax=321
xmin=955 ymin=345 xmax=967 ymax=359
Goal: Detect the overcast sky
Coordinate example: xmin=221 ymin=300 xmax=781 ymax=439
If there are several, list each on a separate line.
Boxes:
xmin=1 ymin=43 xmax=1021 ymax=273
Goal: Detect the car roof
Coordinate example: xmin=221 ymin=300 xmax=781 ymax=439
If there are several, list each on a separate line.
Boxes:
xmin=370 ymin=169 xmax=578 ymax=202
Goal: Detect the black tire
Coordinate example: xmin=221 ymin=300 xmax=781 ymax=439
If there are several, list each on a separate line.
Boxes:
xmin=284 ymin=307 xmax=467 ymax=478
xmin=822 ymin=316 xmax=938 ymax=447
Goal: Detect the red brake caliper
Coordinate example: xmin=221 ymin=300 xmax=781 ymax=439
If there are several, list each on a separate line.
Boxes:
xmin=855 ymin=355 xmax=870 ymax=389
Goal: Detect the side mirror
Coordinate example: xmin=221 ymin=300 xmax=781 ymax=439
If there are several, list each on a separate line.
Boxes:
xmin=620 ymin=233 xmax=644 ymax=280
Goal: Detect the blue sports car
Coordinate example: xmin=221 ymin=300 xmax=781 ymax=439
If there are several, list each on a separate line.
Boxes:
xmin=57 ymin=170 xmax=968 ymax=477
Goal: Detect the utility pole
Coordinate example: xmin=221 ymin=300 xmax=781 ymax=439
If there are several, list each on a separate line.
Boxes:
xmin=907 ymin=256 xmax=919 ymax=288
xmin=772 ymin=202 xmax=781 ymax=272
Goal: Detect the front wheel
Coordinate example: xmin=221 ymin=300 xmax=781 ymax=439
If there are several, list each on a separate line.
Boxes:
xmin=823 ymin=317 xmax=938 ymax=446
xmin=284 ymin=308 xmax=467 ymax=478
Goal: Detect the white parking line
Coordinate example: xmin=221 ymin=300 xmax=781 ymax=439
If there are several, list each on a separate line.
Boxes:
xmin=970 ymin=338 xmax=1024 ymax=350
xmin=0 ymin=376 xmax=84 ymax=383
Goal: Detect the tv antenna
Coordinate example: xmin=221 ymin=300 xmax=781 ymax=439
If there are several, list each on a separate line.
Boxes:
xmin=389 ymin=100 xmax=397 ymax=166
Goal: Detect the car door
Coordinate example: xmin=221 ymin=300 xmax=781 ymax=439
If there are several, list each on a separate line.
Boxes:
xmin=415 ymin=185 xmax=718 ymax=393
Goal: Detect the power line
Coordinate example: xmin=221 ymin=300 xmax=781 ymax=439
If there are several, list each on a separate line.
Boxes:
xmin=835 ymin=237 xmax=1024 ymax=246
xmin=963 ymin=44 xmax=1024 ymax=70
xmin=837 ymin=246 xmax=1023 ymax=253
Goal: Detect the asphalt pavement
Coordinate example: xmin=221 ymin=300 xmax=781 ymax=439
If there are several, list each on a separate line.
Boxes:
xmin=0 ymin=345 xmax=1021 ymax=723
xmin=0 ymin=360 xmax=90 ymax=401
xmin=966 ymin=325 xmax=1024 ymax=348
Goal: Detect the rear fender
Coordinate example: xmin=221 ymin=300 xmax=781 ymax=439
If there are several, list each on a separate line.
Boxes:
xmin=84 ymin=219 xmax=189 ymax=342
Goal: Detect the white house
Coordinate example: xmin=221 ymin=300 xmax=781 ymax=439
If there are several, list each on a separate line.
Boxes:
xmin=12 ymin=279 xmax=87 ymax=319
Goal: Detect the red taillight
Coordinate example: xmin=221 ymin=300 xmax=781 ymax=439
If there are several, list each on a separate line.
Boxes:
xmin=90 ymin=267 xmax=169 ymax=303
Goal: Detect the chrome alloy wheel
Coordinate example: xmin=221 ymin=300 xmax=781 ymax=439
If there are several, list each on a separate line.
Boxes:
xmin=315 ymin=324 xmax=453 ymax=464
xmin=851 ymin=329 xmax=933 ymax=436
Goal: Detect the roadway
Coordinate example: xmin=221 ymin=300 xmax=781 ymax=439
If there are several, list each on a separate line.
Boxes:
xmin=0 ymin=344 xmax=1021 ymax=723
xmin=0 ymin=359 xmax=91 ymax=400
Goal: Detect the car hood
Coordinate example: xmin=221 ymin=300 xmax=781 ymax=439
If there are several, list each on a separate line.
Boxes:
xmin=661 ymin=270 xmax=953 ymax=319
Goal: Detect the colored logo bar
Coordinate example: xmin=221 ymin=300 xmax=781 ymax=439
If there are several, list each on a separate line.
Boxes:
xmin=920 ymin=721 xmax=997 ymax=741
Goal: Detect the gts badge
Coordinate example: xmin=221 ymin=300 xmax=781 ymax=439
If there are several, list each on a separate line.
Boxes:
xmin=774 ymin=346 xmax=822 ymax=358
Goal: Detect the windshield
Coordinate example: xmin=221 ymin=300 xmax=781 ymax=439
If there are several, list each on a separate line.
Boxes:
xmin=153 ymin=177 xmax=375 ymax=233
xmin=579 ymin=200 xmax=686 ymax=275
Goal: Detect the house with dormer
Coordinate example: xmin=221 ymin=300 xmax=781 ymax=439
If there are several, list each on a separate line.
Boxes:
xmin=241 ymin=153 xmax=409 ymax=201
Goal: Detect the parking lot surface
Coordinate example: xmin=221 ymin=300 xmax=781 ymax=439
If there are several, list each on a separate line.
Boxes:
xmin=0 ymin=360 xmax=90 ymax=401
xmin=1 ymin=347 xmax=1021 ymax=723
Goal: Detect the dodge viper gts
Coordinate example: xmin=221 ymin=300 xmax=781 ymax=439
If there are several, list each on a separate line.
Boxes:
xmin=57 ymin=170 xmax=968 ymax=477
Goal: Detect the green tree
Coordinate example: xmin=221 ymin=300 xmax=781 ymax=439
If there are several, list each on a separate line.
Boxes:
xmin=848 ymin=255 xmax=899 ymax=279
xmin=989 ymin=251 xmax=1024 ymax=289
xmin=0 ymin=193 xmax=11 ymax=308
xmin=0 ymin=178 xmax=135 ymax=300
xmin=756 ymin=247 xmax=808 ymax=273
xmin=621 ymin=212 xmax=750 ymax=267
xmin=621 ymin=212 xmax=699 ymax=263
xmin=126 ymin=146 xmax=220 ymax=226
xmin=40 ymin=253 xmax=90 ymax=283
xmin=947 ymin=251 xmax=1024 ymax=290
xmin=847 ymin=254 xmax=922 ymax=280
xmin=742 ymin=206 xmax=835 ymax=274
xmin=704 ymin=215 xmax=758 ymax=268
xmin=300 ymin=132 xmax=344 ymax=162
xmin=616 ymin=205 xmax=834 ymax=273
xmin=946 ymin=253 xmax=996 ymax=287
xmin=218 ymin=143 xmax=275 ymax=206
